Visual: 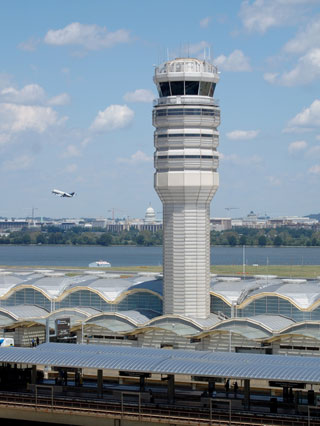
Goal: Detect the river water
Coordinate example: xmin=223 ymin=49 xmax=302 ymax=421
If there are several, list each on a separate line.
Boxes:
xmin=0 ymin=245 xmax=319 ymax=267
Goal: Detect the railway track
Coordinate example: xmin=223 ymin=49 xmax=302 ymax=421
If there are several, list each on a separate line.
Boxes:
xmin=0 ymin=391 xmax=319 ymax=425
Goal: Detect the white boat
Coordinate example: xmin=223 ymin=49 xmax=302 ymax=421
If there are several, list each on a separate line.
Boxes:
xmin=89 ymin=260 xmax=111 ymax=268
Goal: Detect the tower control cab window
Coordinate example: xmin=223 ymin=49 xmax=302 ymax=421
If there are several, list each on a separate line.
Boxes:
xmin=170 ymin=81 xmax=184 ymax=95
xmin=158 ymin=81 xmax=216 ymax=98
xmin=199 ymin=81 xmax=211 ymax=96
xmin=185 ymin=81 xmax=199 ymax=95
xmin=159 ymin=82 xmax=170 ymax=97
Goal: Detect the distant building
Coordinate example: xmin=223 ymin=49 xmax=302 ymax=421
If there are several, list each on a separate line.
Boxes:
xmin=92 ymin=219 xmax=108 ymax=228
xmin=0 ymin=219 xmax=29 ymax=232
xmin=144 ymin=206 xmax=156 ymax=223
xmin=210 ymin=218 xmax=232 ymax=231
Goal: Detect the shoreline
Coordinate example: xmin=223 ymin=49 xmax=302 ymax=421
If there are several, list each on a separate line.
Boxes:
xmin=0 ymin=243 xmax=320 ymax=248
xmin=1 ymin=264 xmax=320 ymax=278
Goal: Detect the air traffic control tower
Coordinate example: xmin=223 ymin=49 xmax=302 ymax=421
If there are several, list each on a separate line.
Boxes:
xmin=153 ymin=58 xmax=220 ymax=319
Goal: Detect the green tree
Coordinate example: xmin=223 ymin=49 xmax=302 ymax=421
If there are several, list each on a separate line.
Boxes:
xmin=227 ymin=234 xmax=237 ymax=247
xmin=36 ymin=233 xmax=46 ymax=244
xmin=48 ymin=232 xmax=65 ymax=244
xmin=97 ymin=233 xmax=112 ymax=246
xmin=21 ymin=234 xmax=31 ymax=244
xmin=258 ymin=235 xmax=267 ymax=246
xmin=273 ymin=235 xmax=283 ymax=246
xmin=136 ymin=234 xmax=145 ymax=246
xmin=239 ymin=235 xmax=247 ymax=246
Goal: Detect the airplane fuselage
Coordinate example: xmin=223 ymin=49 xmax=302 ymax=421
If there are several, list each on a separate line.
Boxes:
xmin=52 ymin=189 xmax=75 ymax=198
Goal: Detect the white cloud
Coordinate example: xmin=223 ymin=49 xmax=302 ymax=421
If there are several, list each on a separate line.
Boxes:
xmin=284 ymin=16 xmax=320 ymax=54
xmin=316 ymin=135 xmax=320 ymax=140
xmin=64 ymin=163 xmax=78 ymax=173
xmin=226 ymin=129 xmax=259 ymax=140
xmin=170 ymin=41 xmax=211 ymax=60
xmin=0 ymin=134 xmax=11 ymax=146
xmin=215 ymin=50 xmax=251 ymax=72
xmin=308 ymin=164 xmax=320 ymax=175
xmin=272 ymin=48 xmax=320 ymax=86
xmin=123 ymin=89 xmax=155 ymax=103
xmin=288 ymin=140 xmax=307 ymax=153
xmin=48 ymin=93 xmax=71 ymax=106
xmin=220 ymin=153 xmax=262 ymax=166
xmin=0 ymin=103 xmax=64 ymax=136
xmin=263 ymin=73 xmax=279 ymax=84
xmin=117 ymin=150 xmax=152 ymax=164
xmin=1 ymin=84 xmax=71 ymax=107
xmin=282 ymin=126 xmax=313 ymax=134
xmin=306 ymin=145 xmax=320 ymax=157
xmin=188 ymin=41 xmax=210 ymax=56
xmin=267 ymin=175 xmax=281 ymax=186
xmin=1 ymin=84 xmax=46 ymax=104
xmin=81 ymin=137 xmax=91 ymax=147
xmin=44 ymin=22 xmax=131 ymax=51
xmin=62 ymin=144 xmax=82 ymax=158
xmin=18 ymin=37 xmax=40 ymax=52
xmin=288 ymin=99 xmax=320 ymax=128
xmin=2 ymin=155 xmax=34 ymax=171
xmin=200 ymin=17 xmax=211 ymax=28
xmin=239 ymin=0 xmax=317 ymax=34
xmin=90 ymin=104 xmax=134 ymax=132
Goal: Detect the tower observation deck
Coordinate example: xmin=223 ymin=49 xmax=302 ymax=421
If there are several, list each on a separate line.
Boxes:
xmin=153 ymin=58 xmax=220 ymax=319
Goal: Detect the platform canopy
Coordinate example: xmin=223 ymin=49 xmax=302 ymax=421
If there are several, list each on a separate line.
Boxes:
xmin=1 ymin=343 xmax=320 ymax=384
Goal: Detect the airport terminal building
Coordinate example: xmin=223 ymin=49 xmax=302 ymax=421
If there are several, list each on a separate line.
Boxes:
xmin=0 ymin=270 xmax=320 ymax=358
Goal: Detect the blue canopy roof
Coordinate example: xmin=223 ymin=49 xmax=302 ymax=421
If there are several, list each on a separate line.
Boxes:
xmin=1 ymin=343 xmax=320 ymax=384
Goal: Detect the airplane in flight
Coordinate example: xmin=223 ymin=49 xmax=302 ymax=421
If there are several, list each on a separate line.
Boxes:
xmin=52 ymin=189 xmax=75 ymax=198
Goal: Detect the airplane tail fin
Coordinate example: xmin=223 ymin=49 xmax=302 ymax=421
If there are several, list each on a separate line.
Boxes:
xmin=70 ymin=192 xmax=75 ymax=196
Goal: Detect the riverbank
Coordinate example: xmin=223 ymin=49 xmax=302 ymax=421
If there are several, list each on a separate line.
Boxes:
xmin=105 ymin=264 xmax=320 ymax=278
xmin=2 ymin=264 xmax=320 ymax=278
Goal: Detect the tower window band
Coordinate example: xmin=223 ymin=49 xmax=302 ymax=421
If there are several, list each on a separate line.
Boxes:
xmin=156 ymin=108 xmax=219 ymax=117
xmin=157 ymin=133 xmax=213 ymax=138
xmin=157 ymin=155 xmax=217 ymax=159
xmin=158 ymin=81 xmax=216 ymax=97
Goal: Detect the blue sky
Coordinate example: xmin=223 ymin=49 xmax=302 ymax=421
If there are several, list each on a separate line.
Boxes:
xmin=1 ymin=0 xmax=320 ymax=220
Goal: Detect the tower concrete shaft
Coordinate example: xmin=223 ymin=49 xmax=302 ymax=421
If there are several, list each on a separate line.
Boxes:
xmin=153 ymin=58 xmax=220 ymax=318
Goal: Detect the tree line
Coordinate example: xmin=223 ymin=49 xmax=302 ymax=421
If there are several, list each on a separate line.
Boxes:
xmin=0 ymin=226 xmax=162 ymax=247
xmin=1 ymin=226 xmax=320 ymax=247
xmin=210 ymin=227 xmax=320 ymax=247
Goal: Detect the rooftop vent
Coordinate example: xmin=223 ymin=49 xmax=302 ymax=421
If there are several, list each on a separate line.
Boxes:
xmin=216 ymin=277 xmax=241 ymax=282
xmin=43 ymin=272 xmax=65 ymax=277
xmin=254 ymin=275 xmax=278 ymax=280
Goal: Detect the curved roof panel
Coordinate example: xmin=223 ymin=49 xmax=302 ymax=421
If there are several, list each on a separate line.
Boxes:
xmin=210 ymin=319 xmax=272 ymax=340
xmin=0 ymin=273 xmax=26 ymax=297
xmin=278 ymin=321 xmax=320 ymax=339
xmin=210 ymin=277 xmax=281 ymax=305
xmin=246 ymin=281 xmax=320 ymax=309
xmin=85 ymin=311 xmax=150 ymax=329
xmin=0 ymin=272 xmax=162 ymax=303
xmin=146 ymin=314 xmax=220 ymax=335
xmin=248 ymin=315 xmax=295 ymax=332
xmin=0 ymin=305 xmax=49 ymax=320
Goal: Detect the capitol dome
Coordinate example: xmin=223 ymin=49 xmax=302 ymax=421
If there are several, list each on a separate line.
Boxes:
xmin=145 ymin=205 xmax=156 ymax=223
